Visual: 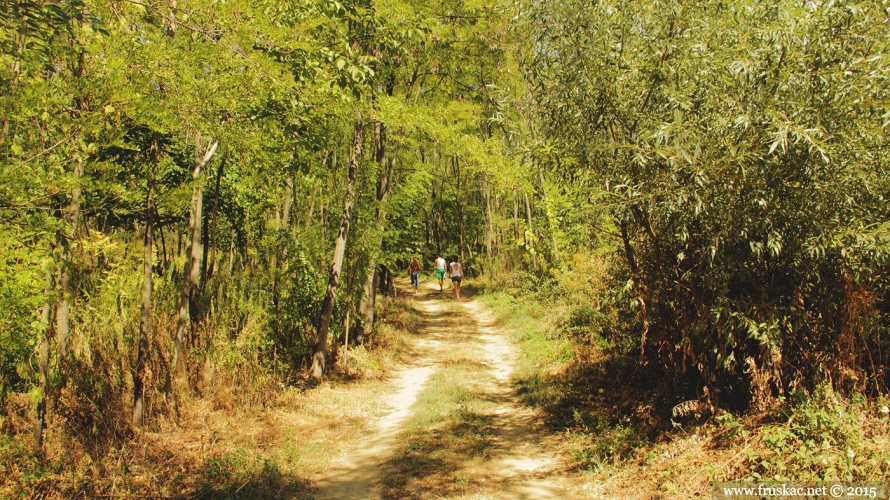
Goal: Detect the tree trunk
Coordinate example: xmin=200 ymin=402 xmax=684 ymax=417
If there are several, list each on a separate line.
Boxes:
xmin=283 ymin=177 xmax=294 ymax=230
xmin=524 ymin=192 xmax=537 ymax=269
xmin=432 ymin=176 xmax=442 ymax=255
xmin=56 ymin=159 xmax=82 ymax=362
xmin=33 ymin=269 xmax=54 ymax=456
xmin=309 ymin=111 xmax=363 ymax=386
xmin=204 ymin=142 xmax=227 ymax=283
xmin=484 ymin=178 xmax=493 ymax=262
xmin=159 ymin=225 xmax=168 ymax=274
xmin=272 ymin=177 xmax=293 ymax=310
xmin=454 ymin=156 xmax=465 ymax=263
xmin=359 ymin=122 xmax=397 ymax=335
xmin=174 ymin=138 xmax=219 ymax=375
xmin=513 ymin=188 xmax=519 ymax=242
xmin=538 ymin=165 xmax=560 ymax=263
xmin=133 ymin=186 xmax=153 ymax=428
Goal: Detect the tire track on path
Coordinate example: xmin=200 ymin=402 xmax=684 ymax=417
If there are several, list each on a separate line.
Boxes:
xmin=313 ymin=281 xmax=571 ymax=499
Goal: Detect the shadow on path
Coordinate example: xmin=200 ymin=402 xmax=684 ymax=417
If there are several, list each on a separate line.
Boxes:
xmin=313 ymin=279 xmax=570 ymax=499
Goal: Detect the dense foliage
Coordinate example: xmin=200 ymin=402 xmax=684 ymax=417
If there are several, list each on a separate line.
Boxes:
xmin=522 ymin=0 xmax=890 ymax=408
xmin=0 ymin=0 xmax=526 ymax=457
xmin=2 ymin=0 xmax=889 ymax=492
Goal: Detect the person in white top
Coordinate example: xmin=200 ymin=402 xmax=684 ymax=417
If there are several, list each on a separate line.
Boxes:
xmin=449 ymin=258 xmax=464 ymax=301
xmin=434 ymin=253 xmax=447 ymax=291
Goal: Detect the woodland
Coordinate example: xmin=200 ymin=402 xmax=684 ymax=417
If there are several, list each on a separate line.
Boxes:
xmin=1 ymin=0 xmax=889 ymax=497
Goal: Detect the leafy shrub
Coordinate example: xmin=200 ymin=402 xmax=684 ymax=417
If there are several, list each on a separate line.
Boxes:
xmin=741 ymin=386 xmax=890 ymax=482
xmin=569 ymin=409 xmax=647 ymax=471
xmin=530 ymin=0 xmax=890 ymax=408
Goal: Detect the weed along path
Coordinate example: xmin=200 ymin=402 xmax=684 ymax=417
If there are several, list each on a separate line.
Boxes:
xmin=313 ymin=280 xmax=572 ymax=499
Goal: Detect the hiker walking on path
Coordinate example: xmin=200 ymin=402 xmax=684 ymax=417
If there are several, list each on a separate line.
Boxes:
xmin=449 ymin=257 xmax=464 ymax=300
xmin=409 ymin=257 xmax=422 ymax=294
xmin=434 ymin=254 xmax=447 ymax=292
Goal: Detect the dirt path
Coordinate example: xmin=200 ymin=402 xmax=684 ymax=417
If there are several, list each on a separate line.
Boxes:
xmin=313 ymin=280 xmax=571 ymax=499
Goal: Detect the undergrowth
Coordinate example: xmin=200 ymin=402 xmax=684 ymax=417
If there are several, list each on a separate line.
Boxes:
xmin=478 ymin=257 xmax=890 ymax=497
xmin=0 ymin=292 xmax=419 ymax=499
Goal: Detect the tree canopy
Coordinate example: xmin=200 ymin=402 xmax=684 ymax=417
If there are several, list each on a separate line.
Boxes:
xmin=1 ymin=0 xmax=889 ymax=486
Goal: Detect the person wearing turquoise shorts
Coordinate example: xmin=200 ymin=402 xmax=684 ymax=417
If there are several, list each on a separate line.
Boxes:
xmin=434 ymin=253 xmax=446 ymax=292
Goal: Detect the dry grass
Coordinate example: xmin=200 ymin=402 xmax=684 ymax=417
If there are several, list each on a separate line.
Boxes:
xmin=1 ymin=376 xmax=398 ymax=499
xmin=0 ymin=294 xmax=423 ymax=500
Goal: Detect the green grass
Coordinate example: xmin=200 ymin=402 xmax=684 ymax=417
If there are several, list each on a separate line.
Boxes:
xmin=476 ymin=291 xmax=573 ymax=408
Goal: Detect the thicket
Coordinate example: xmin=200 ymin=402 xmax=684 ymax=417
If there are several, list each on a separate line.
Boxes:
xmin=521 ymin=0 xmax=890 ymax=411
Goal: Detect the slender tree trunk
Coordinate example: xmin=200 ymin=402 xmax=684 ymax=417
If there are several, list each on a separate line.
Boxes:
xmin=204 ymin=142 xmax=227 ymax=283
xmin=432 ymin=175 xmax=441 ymax=255
xmin=309 ymin=111 xmax=363 ymax=386
xmin=454 ymin=156 xmax=465 ymax=262
xmin=343 ymin=307 xmax=351 ymax=351
xmin=359 ymin=122 xmax=396 ymax=334
xmin=33 ymin=269 xmax=54 ymax=456
xmin=56 ymin=262 xmax=71 ymax=362
xmin=618 ymin=216 xmax=650 ymax=361
xmin=56 ymin=159 xmax=82 ymax=362
xmin=176 ymin=229 xmax=182 ymax=262
xmin=159 ymin=226 xmax=168 ymax=274
xmin=227 ymin=238 xmax=235 ymax=277
xmin=484 ymin=178 xmax=493 ymax=261
xmin=524 ymin=192 xmax=537 ymax=269
xmin=513 ymin=188 xmax=519 ymax=242
xmin=174 ymin=138 xmax=219 ymax=375
xmin=272 ymin=178 xmax=294 ymax=311
xmin=282 ymin=177 xmax=294 ymax=231
xmin=134 ymin=136 xmax=159 ymax=427
xmin=306 ymin=185 xmax=319 ymax=229
xmin=538 ymin=166 xmax=560 ymax=262
xmin=133 ymin=185 xmax=153 ymax=428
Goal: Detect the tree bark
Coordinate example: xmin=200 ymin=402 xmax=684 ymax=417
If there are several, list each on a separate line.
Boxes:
xmin=203 ymin=142 xmax=227 ymax=283
xmin=33 ymin=268 xmax=54 ymax=456
xmin=524 ymin=192 xmax=537 ymax=269
xmin=432 ymin=174 xmax=442 ymax=255
xmin=282 ymin=176 xmax=294 ymax=230
xmin=133 ymin=184 xmax=153 ymax=428
xmin=359 ymin=122 xmax=397 ymax=335
xmin=538 ymin=165 xmax=559 ymax=263
xmin=159 ymin=225 xmax=168 ymax=274
xmin=173 ymin=137 xmax=218 ymax=375
xmin=484 ymin=178 xmax=493 ymax=261
xmin=56 ymin=159 xmax=82 ymax=362
xmin=454 ymin=156 xmax=465 ymax=262
xmin=272 ymin=177 xmax=294 ymax=310
xmin=513 ymin=188 xmax=519 ymax=242
xmin=309 ymin=111 xmax=363 ymax=386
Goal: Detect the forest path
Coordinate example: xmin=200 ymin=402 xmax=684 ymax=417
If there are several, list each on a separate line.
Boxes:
xmin=312 ymin=278 xmax=572 ymax=499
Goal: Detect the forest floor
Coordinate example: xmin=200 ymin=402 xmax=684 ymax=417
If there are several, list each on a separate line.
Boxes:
xmin=311 ymin=278 xmax=582 ymax=499
xmin=1 ymin=277 xmax=587 ymax=499
xmin=5 ymin=276 xmax=889 ymax=499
